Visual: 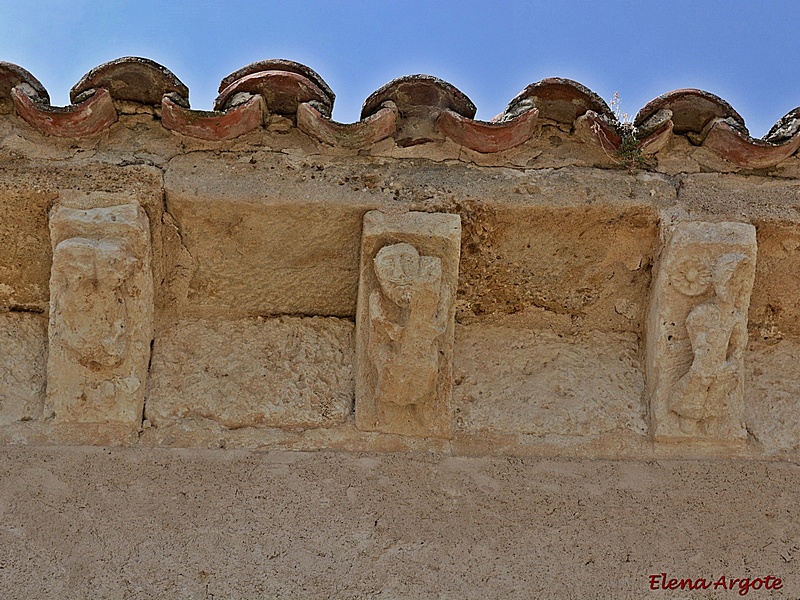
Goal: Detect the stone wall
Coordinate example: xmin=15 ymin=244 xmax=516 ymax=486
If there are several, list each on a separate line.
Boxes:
xmin=3 ymin=58 xmax=800 ymax=459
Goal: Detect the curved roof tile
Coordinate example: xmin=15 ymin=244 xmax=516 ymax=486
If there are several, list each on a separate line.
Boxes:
xmin=12 ymin=86 xmax=117 ymax=137
xmin=162 ymin=94 xmax=265 ymax=141
xmin=219 ymin=60 xmax=334 ymax=106
xmin=765 ymin=107 xmax=800 ymax=144
xmin=297 ymin=101 xmax=397 ymax=148
xmin=634 ymin=89 xmax=744 ymax=135
xmin=70 ymin=57 xmax=188 ymax=105
xmin=436 ymin=107 xmax=539 ymax=153
xmin=507 ymin=78 xmax=613 ymax=124
xmin=1 ymin=57 xmax=799 ymax=165
xmin=361 ymin=75 xmax=476 ymax=120
xmin=0 ymin=62 xmax=49 ymax=105
xmin=214 ymin=70 xmax=332 ymax=116
xmin=702 ymin=118 xmax=800 ymax=169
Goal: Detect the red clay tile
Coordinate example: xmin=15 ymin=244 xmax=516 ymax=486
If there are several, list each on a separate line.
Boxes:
xmin=214 ymin=71 xmax=331 ymax=116
xmin=161 ymin=94 xmax=265 ymax=141
xmin=702 ymin=118 xmax=800 ymax=168
xmin=12 ymin=86 xmax=117 ymax=137
xmin=436 ymin=107 xmax=539 ymax=153
xmin=70 ymin=57 xmax=188 ymax=106
xmin=638 ymin=119 xmax=674 ymax=154
xmin=0 ymin=62 xmax=49 ymax=113
xmin=634 ymin=89 xmax=744 ymax=135
xmin=297 ymin=101 xmax=397 ymax=148
xmin=765 ymin=107 xmax=800 ymax=144
xmin=361 ymin=75 xmax=476 ymax=120
xmin=219 ymin=60 xmax=334 ymax=108
xmin=507 ymin=78 xmax=613 ymax=124
xmin=575 ymin=110 xmax=621 ymax=153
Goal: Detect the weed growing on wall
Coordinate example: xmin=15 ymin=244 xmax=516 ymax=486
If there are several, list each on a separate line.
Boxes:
xmin=610 ymin=92 xmax=646 ymax=172
xmin=592 ymin=92 xmax=647 ymax=172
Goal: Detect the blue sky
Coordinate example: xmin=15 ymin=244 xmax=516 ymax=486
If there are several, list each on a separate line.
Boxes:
xmin=1 ymin=1 xmax=798 ymax=136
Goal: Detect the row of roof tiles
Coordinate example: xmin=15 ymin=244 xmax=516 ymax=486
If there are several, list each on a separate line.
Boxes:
xmin=1 ymin=57 xmax=800 ymax=168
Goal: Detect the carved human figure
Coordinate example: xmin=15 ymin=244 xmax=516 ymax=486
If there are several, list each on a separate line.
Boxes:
xmin=369 ymin=243 xmax=448 ymax=409
xmin=647 ymin=221 xmax=756 ymax=442
xmin=668 ymin=253 xmax=751 ymax=433
xmin=355 ymin=210 xmax=461 ymax=439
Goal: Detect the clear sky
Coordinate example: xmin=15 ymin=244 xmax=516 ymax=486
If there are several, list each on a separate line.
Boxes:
xmin=1 ymin=0 xmax=798 ymax=137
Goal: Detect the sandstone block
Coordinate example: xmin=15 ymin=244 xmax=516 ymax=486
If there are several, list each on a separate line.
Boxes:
xmin=355 ymin=210 xmax=461 ymax=438
xmin=647 ymin=221 xmax=756 ymax=441
xmin=45 ymin=204 xmax=153 ymax=424
xmin=746 ymin=340 xmax=800 ymax=451
xmin=454 ymin=326 xmax=647 ymax=437
xmin=145 ymin=316 xmax=354 ymax=429
xmin=0 ymin=313 xmax=47 ymax=425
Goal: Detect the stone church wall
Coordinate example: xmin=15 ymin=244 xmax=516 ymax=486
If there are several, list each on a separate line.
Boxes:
xmin=3 ymin=58 xmax=800 ymax=459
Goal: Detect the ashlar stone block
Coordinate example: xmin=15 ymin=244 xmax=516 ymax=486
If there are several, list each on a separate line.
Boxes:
xmin=355 ymin=210 xmax=461 ymax=438
xmin=647 ymin=221 xmax=756 ymax=442
xmin=0 ymin=313 xmax=47 ymax=425
xmin=45 ymin=204 xmax=153 ymax=424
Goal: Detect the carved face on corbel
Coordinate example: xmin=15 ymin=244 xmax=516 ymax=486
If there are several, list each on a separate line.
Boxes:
xmin=52 ymin=238 xmax=139 ymax=368
xmin=373 ymin=242 xmax=421 ymax=307
xmin=711 ymin=253 xmax=751 ymax=308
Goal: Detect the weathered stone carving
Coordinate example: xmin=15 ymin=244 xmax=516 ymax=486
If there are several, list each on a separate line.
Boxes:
xmin=356 ymin=211 xmax=461 ymax=438
xmin=647 ymin=221 xmax=756 ymax=441
xmin=45 ymin=204 xmax=153 ymax=424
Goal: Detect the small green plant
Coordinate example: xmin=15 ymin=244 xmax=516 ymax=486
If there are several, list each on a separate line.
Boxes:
xmin=593 ymin=92 xmax=646 ymax=172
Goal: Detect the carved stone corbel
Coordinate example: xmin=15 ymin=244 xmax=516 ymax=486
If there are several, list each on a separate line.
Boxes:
xmin=45 ymin=204 xmax=153 ymax=425
xmin=355 ymin=210 xmax=461 ymax=438
xmin=647 ymin=221 xmax=757 ymax=442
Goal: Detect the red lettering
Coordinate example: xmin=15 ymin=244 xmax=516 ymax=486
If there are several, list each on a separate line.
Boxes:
xmin=750 ymin=578 xmax=763 ymax=590
xmin=773 ymin=577 xmax=782 ymax=590
xmin=678 ymin=577 xmax=693 ymax=589
xmin=763 ymin=575 xmax=774 ymax=589
xmin=695 ymin=578 xmax=711 ymax=589
xmin=737 ymin=578 xmax=750 ymax=596
xmin=667 ymin=578 xmax=679 ymax=590
xmin=648 ymin=574 xmax=661 ymax=590
xmin=714 ymin=575 xmax=727 ymax=589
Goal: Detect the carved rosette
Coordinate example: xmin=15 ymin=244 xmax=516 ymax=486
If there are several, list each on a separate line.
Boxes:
xmin=646 ymin=221 xmax=757 ymax=442
xmin=45 ymin=204 xmax=153 ymax=425
xmin=355 ymin=210 xmax=461 ymax=438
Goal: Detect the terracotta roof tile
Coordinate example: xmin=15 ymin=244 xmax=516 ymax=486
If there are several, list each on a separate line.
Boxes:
xmin=214 ymin=69 xmax=332 ymax=116
xmin=634 ymin=89 xmax=744 ymax=136
xmin=575 ymin=110 xmax=621 ymax=153
xmin=2 ymin=56 xmax=799 ymax=167
xmin=702 ymin=118 xmax=800 ymax=168
xmin=11 ymin=86 xmax=117 ymax=137
xmin=162 ymin=94 xmax=265 ymax=141
xmin=70 ymin=57 xmax=188 ymax=105
xmin=507 ymin=78 xmax=613 ymax=124
xmin=218 ymin=59 xmax=334 ymax=106
xmin=297 ymin=101 xmax=397 ymax=148
xmin=765 ymin=107 xmax=800 ymax=144
xmin=361 ymin=75 xmax=476 ymax=120
xmin=0 ymin=61 xmax=49 ymax=111
xmin=436 ymin=107 xmax=539 ymax=153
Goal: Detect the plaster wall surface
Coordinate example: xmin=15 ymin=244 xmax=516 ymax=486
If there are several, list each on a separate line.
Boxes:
xmin=1 ymin=447 xmax=798 ymax=599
